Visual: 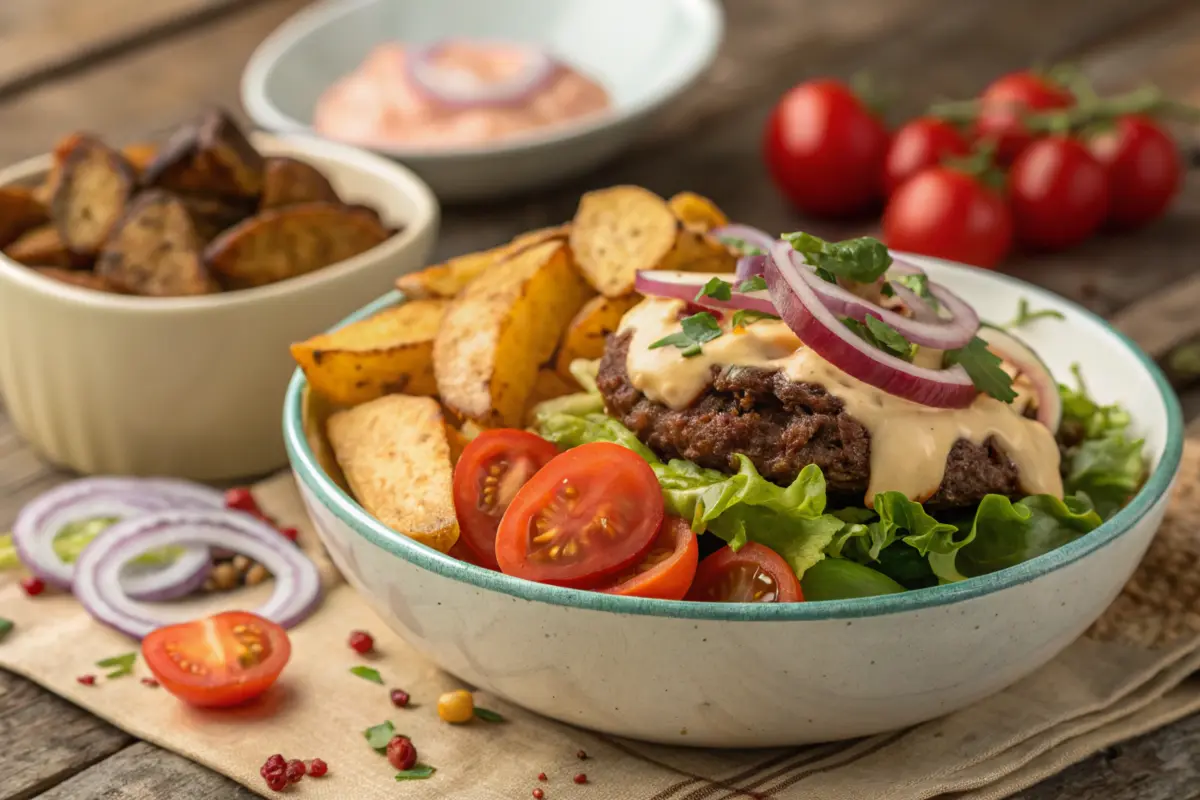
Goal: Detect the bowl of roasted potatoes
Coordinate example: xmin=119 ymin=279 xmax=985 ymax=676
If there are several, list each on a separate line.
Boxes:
xmin=0 ymin=107 xmax=439 ymax=480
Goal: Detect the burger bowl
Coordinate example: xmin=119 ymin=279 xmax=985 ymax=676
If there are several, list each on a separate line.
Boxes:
xmin=283 ymin=256 xmax=1182 ymax=747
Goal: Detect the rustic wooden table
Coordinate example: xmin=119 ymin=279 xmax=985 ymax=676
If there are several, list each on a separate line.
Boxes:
xmin=3 ymin=0 xmax=1200 ymax=797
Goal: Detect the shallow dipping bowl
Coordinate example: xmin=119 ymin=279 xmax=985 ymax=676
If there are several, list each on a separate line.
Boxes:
xmin=284 ymin=257 xmax=1181 ymax=746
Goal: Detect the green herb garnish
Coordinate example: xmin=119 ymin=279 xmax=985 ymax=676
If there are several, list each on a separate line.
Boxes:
xmin=96 ymin=652 xmax=137 ymax=679
xmin=719 ymin=236 xmax=765 ymax=256
xmin=945 ymin=337 xmax=1017 ymax=403
xmin=1005 ymin=298 xmax=1065 ymax=329
xmin=649 ymin=312 xmax=723 ymax=358
xmin=473 ymin=707 xmax=505 ymax=723
xmin=731 ymin=309 xmax=780 ymax=329
xmin=395 ymin=764 xmax=437 ymax=781
xmin=892 ymin=274 xmax=940 ymax=311
xmin=695 ymin=277 xmax=733 ymax=302
xmin=783 ymin=232 xmax=892 ymax=284
xmin=364 ymin=721 xmax=396 ymax=751
xmin=0 ymin=618 xmax=12 ymax=642
xmin=737 ymin=276 xmax=767 ymax=293
xmin=842 ymin=316 xmax=916 ymax=362
xmin=350 ymin=665 xmax=384 ymax=684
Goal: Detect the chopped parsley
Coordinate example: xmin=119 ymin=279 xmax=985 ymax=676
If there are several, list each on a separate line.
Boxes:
xmin=96 ymin=652 xmax=137 ymax=679
xmin=783 ymin=232 xmax=892 ymax=284
xmin=843 ymin=316 xmax=916 ymax=362
xmin=395 ymin=764 xmax=437 ymax=781
xmin=695 ymin=277 xmax=733 ymax=302
xmin=473 ymin=707 xmax=506 ymax=723
xmin=731 ymin=309 xmax=780 ymax=328
xmin=891 ymin=273 xmax=940 ymax=312
xmin=0 ymin=618 xmax=12 ymax=642
xmin=649 ymin=311 xmax=723 ymax=358
xmin=364 ymin=721 xmax=397 ymax=751
xmin=738 ymin=276 xmax=767 ymax=292
xmin=350 ymin=665 xmax=384 ymax=684
xmin=719 ymin=236 xmax=765 ymax=256
xmin=945 ymin=337 xmax=1017 ymax=402
xmin=1005 ymin=298 xmax=1065 ymax=329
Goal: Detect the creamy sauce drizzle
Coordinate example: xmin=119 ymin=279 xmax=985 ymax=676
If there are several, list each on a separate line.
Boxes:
xmin=620 ymin=298 xmax=1063 ymax=504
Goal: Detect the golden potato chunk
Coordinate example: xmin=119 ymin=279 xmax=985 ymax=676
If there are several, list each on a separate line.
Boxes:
xmin=668 ymin=191 xmax=729 ymax=232
xmin=142 ymin=108 xmax=265 ymax=199
xmin=51 ymin=138 xmax=136 ymax=257
xmin=0 ymin=186 xmax=50 ymax=248
xmin=260 ymin=156 xmax=340 ymax=209
xmin=290 ymin=299 xmax=447 ymax=406
xmin=395 ymin=224 xmax=569 ymax=300
xmin=569 ymin=186 xmax=678 ymax=297
xmin=3 ymin=224 xmax=70 ymax=267
xmin=96 ymin=190 xmax=219 ymax=296
xmin=555 ymin=293 xmax=641 ymax=379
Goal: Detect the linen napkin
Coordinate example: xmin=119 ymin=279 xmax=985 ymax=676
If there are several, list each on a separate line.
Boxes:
xmin=3 ymin=447 xmax=1200 ymax=800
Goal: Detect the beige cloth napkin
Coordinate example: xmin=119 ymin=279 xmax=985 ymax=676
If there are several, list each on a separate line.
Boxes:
xmin=4 ymin=449 xmax=1200 ymax=800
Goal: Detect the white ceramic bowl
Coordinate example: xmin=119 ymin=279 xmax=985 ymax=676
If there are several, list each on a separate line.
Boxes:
xmin=0 ymin=133 xmax=438 ymax=481
xmin=241 ymin=0 xmax=724 ymax=201
xmin=284 ymin=258 xmax=1182 ymax=747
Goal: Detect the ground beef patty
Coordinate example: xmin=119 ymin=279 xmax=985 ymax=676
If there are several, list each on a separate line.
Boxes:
xmin=597 ymin=331 xmax=1022 ymax=510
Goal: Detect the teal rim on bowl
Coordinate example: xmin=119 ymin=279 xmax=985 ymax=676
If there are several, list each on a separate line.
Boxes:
xmin=283 ymin=280 xmax=1184 ymax=621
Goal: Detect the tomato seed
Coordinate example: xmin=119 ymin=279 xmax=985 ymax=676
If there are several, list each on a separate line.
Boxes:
xmin=537 ymin=772 xmax=548 ymax=781
xmin=308 ymin=758 xmax=328 ymax=777
xmin=286 ymin=759 xmax=305 ymax=783
xmin=391 ymin=688 xmax=411 ymax=707
xmin=574 ymin=773 xmax=588 ymax=784
xmin=576 ymin=749 xmax=588 ymax=760
xmin=76 ymin=674 xmax=96 ymax=686
xmin=348 ymin=630 xmax=374 ymax=654
xmin=224 ymin=487 xmax=260 ymax=514
xmin=387 ymin=736 xmax=417 ymax=771
xmin=533 ymin=789 xmax=545 ymax=799
xmin=20 ymin=576 xmax=45 ymax=596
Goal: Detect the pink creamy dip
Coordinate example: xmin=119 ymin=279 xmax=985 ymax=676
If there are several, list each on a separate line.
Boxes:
xmin=313 ymin=41 xmax=611 ymax=148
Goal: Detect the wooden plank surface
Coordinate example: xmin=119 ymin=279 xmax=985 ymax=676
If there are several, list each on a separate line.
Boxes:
xmin=2 ymin=0 xmax=1200 ymax=797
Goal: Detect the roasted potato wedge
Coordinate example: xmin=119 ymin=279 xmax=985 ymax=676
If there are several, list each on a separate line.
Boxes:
xmin=33 ymin=132 xmax=93 ymax=206
xmin=668 ymin=191 xmax=729 ymax=233
xmin=659 ymin=228 xmax=737 ymax=273
xmin=0 ymin=186 xmax=50 ymax=248
xmin=290 ymin=299 xmax=447 ymax=406
xmin=204 ymin=202 xmax=390 ymax=287
xmin=142 ymin=108 xmax=265 ymax=199
xmin=260 ymin=157 xmax=340 ymax=209
xmin=434 ymin=240 xmax=591 ymax=427
xmin=51 ymin=138 xmax=136 ymax=256
xmin=4 ymin=225 xmax=72 ymax=267
xmin=121 ymin=142 xmax=159 ymax=175
xmin=555 ymin=293 xmax=641 ymax=378
xmin=96 ymin=190 xmax=219 ymax=296
xmin=395 ymin=224 xmax=569 ymax=300
xmin=327 ymin=394 xmax=459 ymax=553
xmin=525 ymin=368 xmax=580 ymax=424
xmin=32 ymin=267 xmax=126 ymax=294
xmin=301 ymin=387 xmax=350 ymax=494
xmin=570 ymin=186 xmax=679 ymax=297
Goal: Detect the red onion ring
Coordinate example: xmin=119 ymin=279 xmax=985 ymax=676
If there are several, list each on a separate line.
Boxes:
xmin=634 ymin=270 xmax=777 ymax=316
xmin=977 ymin=325 xmax=1062 ymax=431
xmin=711 ymin=225 xmax=775 ymax=255
xmin=766 ymin=241 xmax=978 ymax=408
xmin=12 ymin=477 xmax=220 ymax=598
xmin=886 ymin=279 xmax=939 ymax=324
xmin=72 ymin=509 xmax=322 ymax=640
xmin=407 ymin=40 xmax=557 ymax=110
xmin=735 ymin=254 xmax=768 ymax=281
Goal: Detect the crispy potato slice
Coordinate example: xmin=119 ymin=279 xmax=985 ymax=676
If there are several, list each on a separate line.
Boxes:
xmin=327 ymin=394 xmax=459 ymax=553
xmin=0 ymin=186 xmax=50 ymax=248
xmin=142 ymin=108 xmax=265 ymax=199
xmin=260 ymin=157 xmax=340 ymax=209
xmin=659 ymin=228 xmax=737 ymax=273
xmin=570 ymin=186 xmax=678 ymax=297
xmin=96 ymin=190 xmax=219 ymax=296
xmin=554 ymin=293 xmax=642 ymax=379
xmin=204 ymin=202 xmax=390 ymax=287
xmin=524 ymin=368 xmax=580 ymax=424
xmin=51 ymin=139 xmax=136 ymax=256
xmin=4 ymin=224 xmax=72 ymax=267
xmin=394 ymin=224 xmax=569 ymax=300
xmin=289 ymin=299 xmax=447 ymax=406
xmin=34 ymin=132 xmax=94 ymax=206
xmin=301 ymin=387 xmax=350 ymax=494
xmin=32 ymin=267 xmax=126 ymax=294
xmin=434 ymin=240 xmax=591 ymax=427
xmin=668 ymin=191 xmax=729 ymax=232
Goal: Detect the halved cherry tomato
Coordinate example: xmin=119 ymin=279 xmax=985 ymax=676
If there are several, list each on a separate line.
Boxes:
xmin=973 ymin=70 xmax=1073 ymax=164
xmin=453 ymin=429 xmax=559 ymax=570
xmin=598 ymin=517 xmax=699 ymax=600
xmin=495 ymin=442 xmax=663 ymax=587
xmin=685 ymin=543 xmax=803 ymax=603
xmin=141 ymin=611 xmax=290 ymax=708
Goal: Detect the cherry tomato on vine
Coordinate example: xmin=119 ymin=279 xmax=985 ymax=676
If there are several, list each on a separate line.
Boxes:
xmin=883 ymin=117 xmax=969 ymax=196
xmin=1009 ymin=136 xmax=1109 ymax=251
xmin=763 ymin=79 xmax=890 ymax=218
xmin=685 ymin=543 xmax=803 ymax=603
xmin=974 ymin=70 xmax=1073 ymax=164
xmin=882 ymin=165 xmax=1013 ymax=268
xmin=1088 ymin=115 xmax=1182 ymax=230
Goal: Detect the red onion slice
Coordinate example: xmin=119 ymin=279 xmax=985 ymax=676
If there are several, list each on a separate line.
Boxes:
xmin=407 ymin=40 xmax=557 ymax=109
xmin=72 ymin=509 xmax=322 ymax=640
xmin=634 ymin=270 xmax=778 ymax=316
xmin=886 ymin=279 xmax=939 ymax=323
xmin=735 ymin=253 xmax=769 ymax=281
xmin=12 ymin=477 xmax=220 ymax=596
xmin=977 ymin=325 xmax=1062 ymax=431
xmin=711 ymin=224 xmax=775 ymax=255
xmin=766 ymin=241 xmax=978 ymax=409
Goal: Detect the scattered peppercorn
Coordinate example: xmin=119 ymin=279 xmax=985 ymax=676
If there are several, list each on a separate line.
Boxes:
xmin=224 ymin=487 xmax=260 ymax=514
xmin=390 ymin=688 xmax=411 ymax=708
xmin=438 ymin=689 xmax=475 ymax=723
xmin=141 ymin=678 xmax=159 ymax=688
xmin=537 ymin=772 xmax=548 ymax=782
xmin=386 ymin=735 xmax=418 ymax=771
xmin=286 ymin=759 xmax=306 ymax=783
xmin=265 ymin=772 xmax=288 ymax=792
xmin=533 ymin=789 xmax=545 ymax=799
xmin=76 ymin=674 xmax=96 ymax=686
xmin=279 ymin=526 xmax=300 ymax=544
xmin=574 ymin=773 xmax=588 ymax=785
xmin=348 ymin=630 xmax=374 ymax=654
xmin=20 ymin=576 xmax=45 ymax=596
xmin=576 ymin=749 xmax=588 ymax=760
xmin=308 ymin=758 xmax=329 ymax=777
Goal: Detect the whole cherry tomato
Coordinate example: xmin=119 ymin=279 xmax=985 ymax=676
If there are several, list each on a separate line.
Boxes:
xmin=763 ymin=79 xmax=890 ymax=219
xmin=1009 ymin=136 xmax=1109 ymax=251
xmin=883 ymin=117 xmax=969 ymax=196
xmin=974 ymin=70 xmax=1073 ymax=164
xmin=882 ymin=165 xmax=1013 ymax=268
xmin=1088 ymin=115 xmax=1182 ymax=230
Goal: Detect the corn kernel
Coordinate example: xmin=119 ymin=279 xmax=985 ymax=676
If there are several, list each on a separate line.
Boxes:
xmin=438 ymin=689 xmax=475 ymax=724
